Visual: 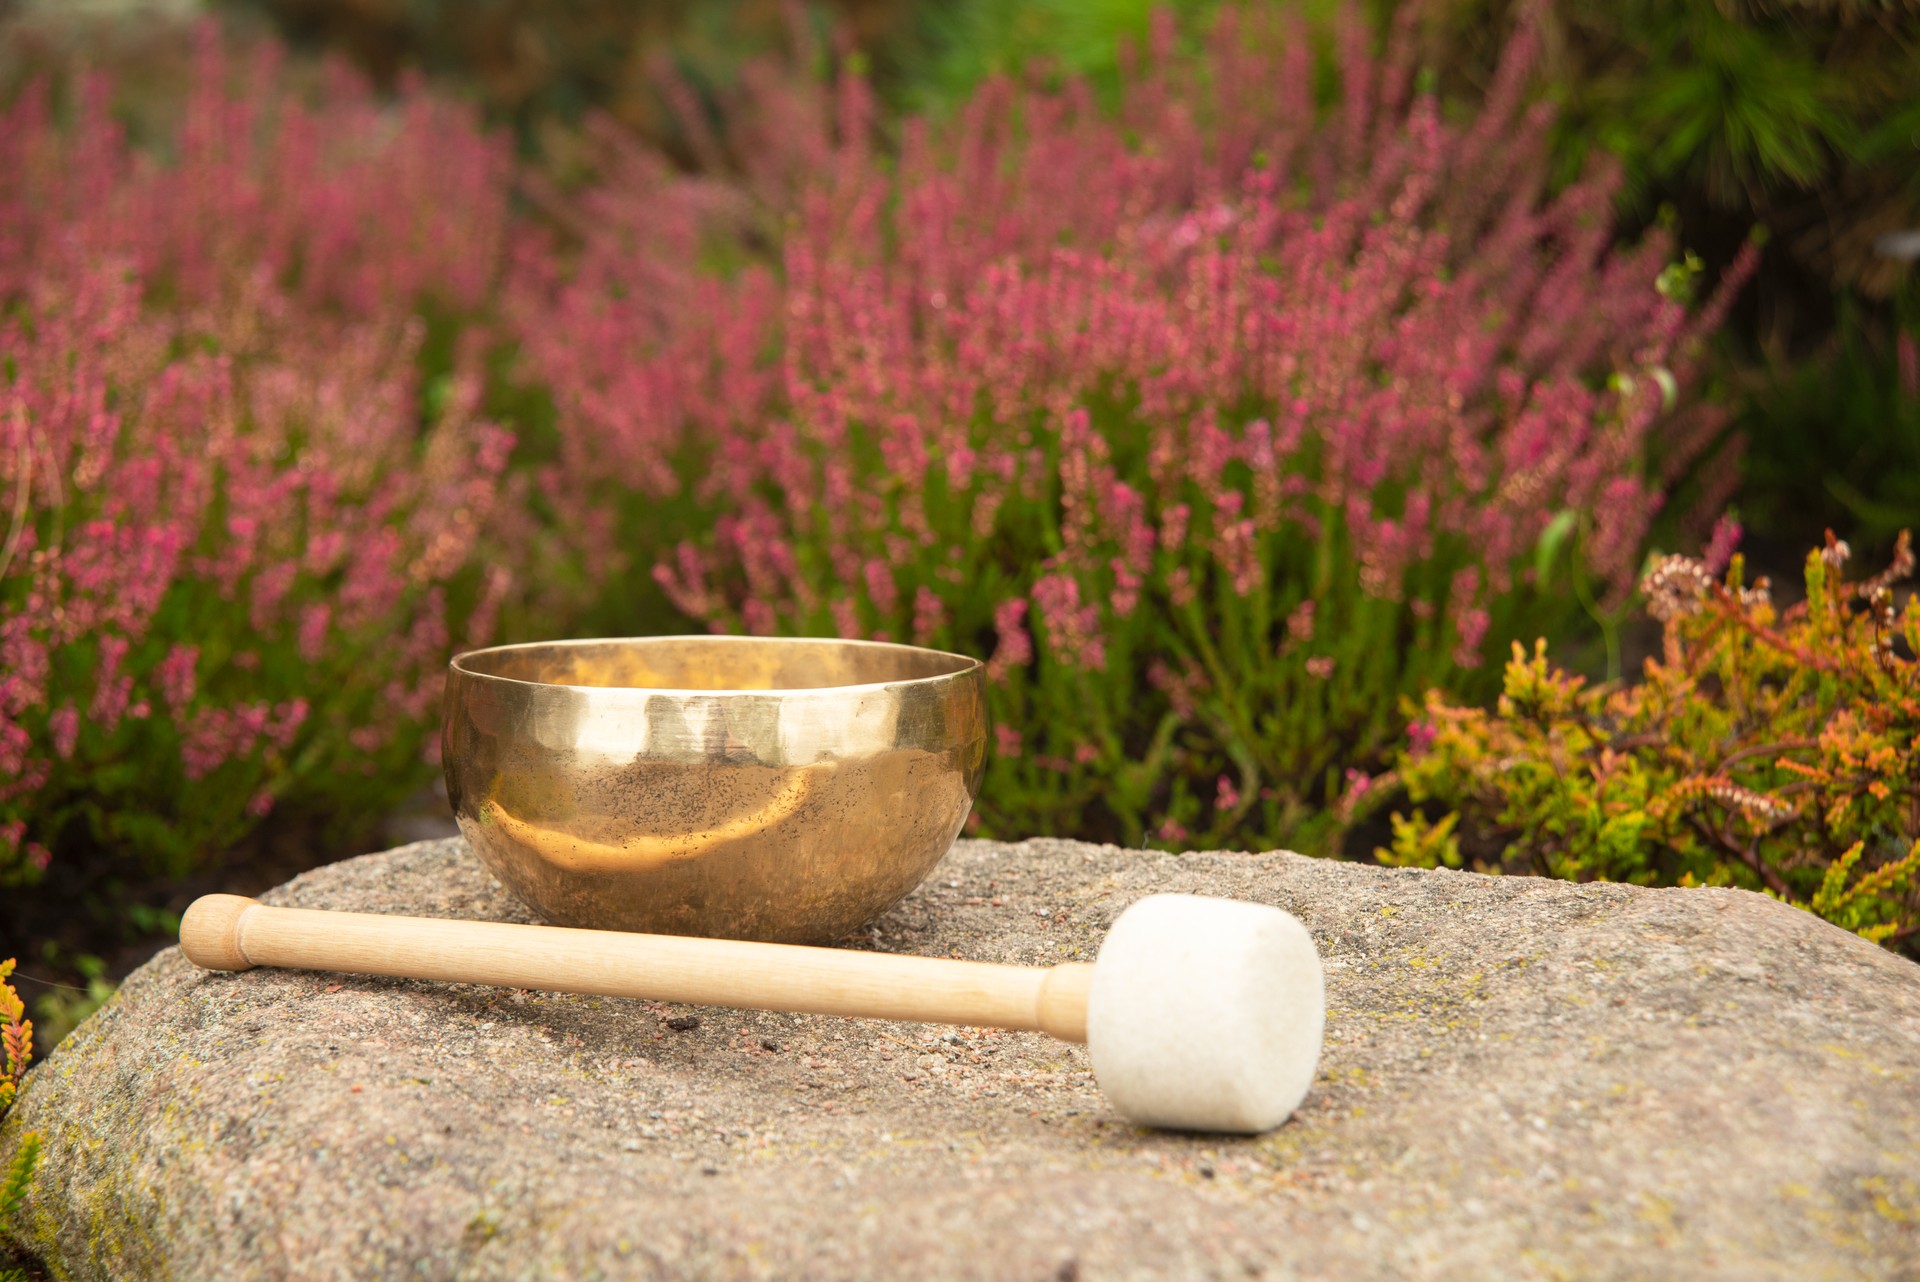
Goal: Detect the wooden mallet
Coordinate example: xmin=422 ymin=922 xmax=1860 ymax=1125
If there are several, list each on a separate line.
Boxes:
xmin=180 ymin=892 xmax=1324 ymax=1134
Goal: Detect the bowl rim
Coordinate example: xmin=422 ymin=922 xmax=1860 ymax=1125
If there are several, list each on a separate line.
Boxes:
xmin=448 ymin=634 xmax=984 ymax=697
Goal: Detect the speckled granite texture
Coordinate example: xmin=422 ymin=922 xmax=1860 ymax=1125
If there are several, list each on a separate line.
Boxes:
xmin=4 ymin=837 xmax=1917 ymax=1280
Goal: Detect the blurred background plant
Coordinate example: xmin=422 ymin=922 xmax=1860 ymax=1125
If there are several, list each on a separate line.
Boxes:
xmin=0 ymin=24 xmax=525 ymax=1014
xmin=197 ymin=0 xmax=1919 ymax=559
xmin=650 ymin=9 xmax=1754 ymax=850
xmin=1396 ymin=0 xmax=1920 ymax=569
xmin=0 ymin=0 xmax=1912 ymax=1064
xmin=903 ymin=0 xmax=1920 ymax=571
xmin=1404 ymin=0 xmax=1920 ymax=301
xmin=902 ymin=0 xmax=1221 ymax=110
xmin=1733 ymin=289 xmax=1920 ymax=562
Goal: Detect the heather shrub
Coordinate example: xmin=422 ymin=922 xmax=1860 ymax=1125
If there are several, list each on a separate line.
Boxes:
xmin=0 ymin=959 xmax=37 ymax=1278
xmin=1382 ymin=531 xmax=1920 ymax=951
xmin=499 ymin=38 xmax=860 ymax=626
xmin=0 ymin=31 xmax=521 ymax=884
xmin=630 ymin=10 xmax=1754 ymax=850
xmin=500 ymin=122 xmax=780 ymax=625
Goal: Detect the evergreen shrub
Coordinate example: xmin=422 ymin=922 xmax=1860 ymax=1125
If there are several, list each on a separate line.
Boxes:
xmin=1383 ymin=530 xmax=1920 ymax=951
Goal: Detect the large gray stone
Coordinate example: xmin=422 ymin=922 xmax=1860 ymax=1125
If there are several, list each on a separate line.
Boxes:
xmin=3 ymin=837 xmax=1917 ymax=1280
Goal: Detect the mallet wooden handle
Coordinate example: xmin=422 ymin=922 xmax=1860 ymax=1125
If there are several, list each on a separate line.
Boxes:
xmin=180 ymin=895 xmax=1094 ymax=1042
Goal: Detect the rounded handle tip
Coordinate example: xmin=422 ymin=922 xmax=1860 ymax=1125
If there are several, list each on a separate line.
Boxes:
xmin=179 ymin=894 xmax=261 ymax=971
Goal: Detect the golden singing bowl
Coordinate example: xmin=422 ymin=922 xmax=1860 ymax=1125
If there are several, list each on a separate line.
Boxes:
xmin=441 ymin=636 xmax=988 ymax=944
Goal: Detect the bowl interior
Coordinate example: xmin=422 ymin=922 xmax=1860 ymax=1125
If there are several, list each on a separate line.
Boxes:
xmin=453 ymin=636 xmax=976 ymax=693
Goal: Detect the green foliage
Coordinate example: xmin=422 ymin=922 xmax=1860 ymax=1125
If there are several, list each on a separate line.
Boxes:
xmin=0 ymin=1135 xmax=33 ymax=1225
xmin=1381 ymin=534 xmax=1920 ymax=949
xmin=0 ymin=959 xmax=41 ymax=1265
xmin=904 ymin=0 xmax=1212 ymax=111
xmin=1737 ymin=294 xmax=1920 ymax=561
xmin=1582 ymin=2 xmax=1851 ymax=198
xmin=961 ymin=484 xmax=1575 ymax=853
xmin=26 ymin=954 xmax=112 ymax=1054
xmin=1415 ymin=0 xmax=1920 ymax=301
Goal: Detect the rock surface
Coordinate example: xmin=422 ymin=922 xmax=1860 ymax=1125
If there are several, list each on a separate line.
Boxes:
xmin=4 ymin=837 xmax=1918 ymax=1280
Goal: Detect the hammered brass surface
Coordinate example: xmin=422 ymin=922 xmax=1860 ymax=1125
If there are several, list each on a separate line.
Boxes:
xmin=442 ymin=637 xmax=987 ymax=943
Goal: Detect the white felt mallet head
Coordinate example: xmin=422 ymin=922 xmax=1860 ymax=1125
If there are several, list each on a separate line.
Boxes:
xmin=1086 ymin=893 xmax=1325 ymax=1133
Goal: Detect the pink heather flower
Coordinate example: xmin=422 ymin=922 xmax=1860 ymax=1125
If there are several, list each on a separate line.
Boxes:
xmin=90 ymin=634 xmax=133 ymax=728
xmin=1701 ymin=514 xmax=1742 ymax=576
xmin=1110 ymin=562 xmax=1144 ymax=616
xmin=297 ymin=603 xmax=332 ymax=663
xmin=247 ymin=788 xmax=275 ymax=818
xmin=1074 ymin=742 xmax=1098 ymax=765
xmin=1449 ymin=565 xmax=1483 ymax=614
xmin=946 ymin=445 xmax=977 ymax=490
xmin=1216 ymin=517 xmax=1261 ymax=596
xmin=742 ymin=599 xmax=777 ymax=635
xmin=1453 ymin=608 xmax=1491 ymax=667
xmin=1215 ymin=773 xmax=1241 ymax=812
xmin=1305 ymin=655 xmax=1335 ymax=680
xmin=1031 ymin=572 xmax=1107 ymax=670
xmin=1285 ymin=599 xmax=1316 ymax=644
xmin=49 ymin=705 xmax=79 ymax=759
xmin=1336 ymin=767 xmax=1375 ymax=821
xmin=90 ymin=674 xmax=134 ymax=732
xmin=1106 ymin=480 xmax=1155 ymax=572
xmin=1156 ymin=819 xmax=1190 ymax=845
xmin=1145 ymin=658 xmax=1201 ymax=720
xmin=1160 ymin=504 xmax=1191 ymax=552
xmin=911 ymin=585 xmax=945 ymax=645
xmin=181 ymin=707 xmax=245 ymax=780
xmin=155 ymin=645 xmax=200 ymax=713
xmin=250 ymin=561 xmax=298 ymax=630
xmin=994 ymin=723 xmax=1023 ymax=758
xmin=1407 ymin=719 xmax=1437 ymax=758
xmin=0 ymin=722 xmax=30 ymax=779
xmin=272 ymin=699 xmax=310 ymax=749
xmin=987 ymin=597 xmax=1033 ymax=679
xmin=1167 ymin=567 xmax=1196 ymax=610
